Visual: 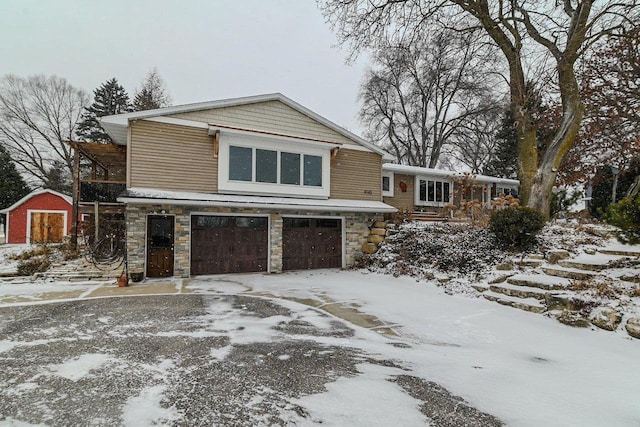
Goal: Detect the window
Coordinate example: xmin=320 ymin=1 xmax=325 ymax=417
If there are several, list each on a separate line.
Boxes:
xmin=219 ymin=132 xmax=330 ymax=198
xmin=229 ymin=146 xmax=252 ymax=181
xmin=303 ymin=155 xmax=322 ymax=187
xmin=416 ymin=177 xmax=451 ymax=205
xmin=256 ymin=149 xmax=277 ymax=183
xmin=281 ymin=152 xmax=300 ymax=185
xmin=382 ymin=172 xmax=394 ymax=197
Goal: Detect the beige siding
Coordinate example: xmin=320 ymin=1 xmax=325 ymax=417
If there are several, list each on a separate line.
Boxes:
xmin=383 ymin=174 xmax=415 ymax=210
xmin=130 ymin=121 xmax=217 ymax=193
xmin=170 ymin=100 xmax=360 ymax=147
xmin=330 ymin=149 xmax=381 ymax=201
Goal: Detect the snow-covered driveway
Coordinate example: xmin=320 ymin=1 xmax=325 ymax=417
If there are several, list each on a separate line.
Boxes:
xmin=0 ymin=270 xmax=638 ymax=426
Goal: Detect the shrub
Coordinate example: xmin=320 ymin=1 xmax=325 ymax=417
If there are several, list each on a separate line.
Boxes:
xmin=17 ymin=257 xmax=51 ymax=276
xmin=489 ymin=206 xmax=546 ymax=250
xmin=604 ymin=195 xmax=640 ymax=244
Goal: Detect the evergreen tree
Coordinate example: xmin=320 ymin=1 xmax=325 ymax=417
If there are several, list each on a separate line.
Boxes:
xmin=0 ymin=144 xmax=30 ymax=209
xmin=132 ymin=68 xmax=171 ymax=111
xmin=77 ymin=78 xmax=131 ymax=142
xmin=43 ymin=160 xmax=72 ymax=195
xmin=483 ymin=110 xmax=518 ymax=179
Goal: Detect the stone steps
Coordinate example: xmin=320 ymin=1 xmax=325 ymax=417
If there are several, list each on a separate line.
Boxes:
xmin=506 ymin=273 xmax=571 ymax=291
xmin=482 ymin=291 xmax=545 ymax=313
xmin=598 ymin=248 xmax=640 ymax=257
xmin=542 ymin=266 xmax=596 ymax=281
xmin=489 ymin=283 xmax=548 ymax=300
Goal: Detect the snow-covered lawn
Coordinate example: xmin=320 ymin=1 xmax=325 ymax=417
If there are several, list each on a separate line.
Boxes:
xmin=0 ymin=244 xmax=29 ymax=276
xmin=1 ymin=269 xmax=639 ymax=426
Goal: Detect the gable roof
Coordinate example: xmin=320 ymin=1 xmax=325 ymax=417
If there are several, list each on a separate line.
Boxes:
xmin=100 ymin=93 xmax=393 ymax=160
xmin=0 ymin=189 xmax=72 ymax=214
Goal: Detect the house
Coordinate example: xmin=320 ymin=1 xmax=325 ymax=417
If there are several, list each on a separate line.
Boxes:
xmin=382 ymin=164 xmax=519 ymax=215
xmin=0 ymin=189 xmax=73 ymax=244
xmin=99 ymin=93 xmax=396 ymax=278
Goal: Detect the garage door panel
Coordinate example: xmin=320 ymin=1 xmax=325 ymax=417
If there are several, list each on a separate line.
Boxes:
xmin=283 ymin=218 xmax=342 ymax=271
xmin=191 ymin=215 xmax=268 ymax=275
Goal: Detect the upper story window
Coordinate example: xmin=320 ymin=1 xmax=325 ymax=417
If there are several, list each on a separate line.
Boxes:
xmin=218 ymin=130 xmax=331 ymax=198
xmin=228 ymin=146 xmax=322 ymax=188
xmin=415 ymin=176 xmax=452 ymax=206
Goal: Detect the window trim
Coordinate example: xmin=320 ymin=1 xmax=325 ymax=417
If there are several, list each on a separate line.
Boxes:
xmin=218 ymin=132 xmax=330 ymax=198
xmin=382 ymin=171 xmax=394 ymax=197
xmin=414 ymin=176 xmax=453 ymax=207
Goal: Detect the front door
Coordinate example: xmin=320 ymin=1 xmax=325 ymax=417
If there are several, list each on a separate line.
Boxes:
xmin=146 ymin=215 xmax=174 ymax=277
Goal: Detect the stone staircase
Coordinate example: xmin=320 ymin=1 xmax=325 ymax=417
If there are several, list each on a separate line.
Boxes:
xmin=36 ymin=257 xmax=124 ymax=282
xmin=478 ymin=248 xmax=639 ymax=315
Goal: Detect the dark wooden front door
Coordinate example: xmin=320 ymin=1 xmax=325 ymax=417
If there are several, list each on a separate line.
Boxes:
xmin=191 ymin=215 xmax=268 ymax=275
xmin=146 ymin=215 xmax=174 ymax=277
xmin=282 ymin=218 xmax=342 ymax=271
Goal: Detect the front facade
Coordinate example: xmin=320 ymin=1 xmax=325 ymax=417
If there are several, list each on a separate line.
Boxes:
xmin=101 ymin=94 xmax=395 ymax=278
xmin=382 ymin=164 xmax=520 ymax=214
xmin=0 ymin=189 xmax=73 ymax=244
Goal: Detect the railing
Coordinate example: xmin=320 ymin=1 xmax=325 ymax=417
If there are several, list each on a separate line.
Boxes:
xmin=80 ymin=180 xmax=126 ymax=203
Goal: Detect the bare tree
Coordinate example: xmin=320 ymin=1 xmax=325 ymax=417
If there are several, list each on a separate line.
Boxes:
xmin=0 ymin=74 xmax=88 ymax=189
xmin=132 ymin=68 xmax=172 ymax=111
xmin=360 ymin=27 xmax=502 ymax=168
xmin=442 ymin=107 xmax=503 ymax=174
xmin=320 ymin=0 xmax=639 ymax=217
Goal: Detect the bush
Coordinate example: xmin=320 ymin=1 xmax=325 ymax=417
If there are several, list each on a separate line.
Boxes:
xmin=489 ymin=206 xmax=546 ymax=250
xmin=17 ymin=257 xmax=51 ymax=276
xmin=604 ymin=195 xmax=640 ymax=244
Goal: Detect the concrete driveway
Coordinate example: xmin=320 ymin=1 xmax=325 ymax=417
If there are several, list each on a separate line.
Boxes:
xmin=0 ymin=293 xmax=501 ymax=426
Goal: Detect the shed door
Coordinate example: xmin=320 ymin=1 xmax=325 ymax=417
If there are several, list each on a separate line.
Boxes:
xmin=30 ymin=212 xmax=64 ymax=243
xmin=191 ymin=216 xmax=268 ymax=275
xmin=146 ymin=215 xmax=174 ymax=277
xmin=283 ymin=218 xmax=342 ymax=271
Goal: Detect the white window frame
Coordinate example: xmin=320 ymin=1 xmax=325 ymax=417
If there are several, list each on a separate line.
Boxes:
xmin=382 ymin=171 xmax=394 ymax=197
xmin=414 ymin=176 xmax=453 ymax=207
xmin=218 ymin=132 xmax=331 ymax=199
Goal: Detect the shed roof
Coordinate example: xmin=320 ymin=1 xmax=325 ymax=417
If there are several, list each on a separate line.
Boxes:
xmin=0 ymin=189 xmax=72 ymax=214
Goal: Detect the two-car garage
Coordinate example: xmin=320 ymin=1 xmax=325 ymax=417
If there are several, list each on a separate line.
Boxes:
xmin=190 ymin=215 xmax=343 ymax=275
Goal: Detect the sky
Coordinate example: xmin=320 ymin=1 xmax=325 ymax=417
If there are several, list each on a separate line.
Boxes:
xmin=0 ymin=0 xmax=369 ymax=134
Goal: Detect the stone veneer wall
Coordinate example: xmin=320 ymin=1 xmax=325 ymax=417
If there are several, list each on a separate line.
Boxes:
xmin=125 ymin=204 xmax=381 ymax=278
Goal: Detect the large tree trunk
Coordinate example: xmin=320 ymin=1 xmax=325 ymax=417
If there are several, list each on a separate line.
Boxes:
xmin=524 ymin=62 xmax=584 ymax=218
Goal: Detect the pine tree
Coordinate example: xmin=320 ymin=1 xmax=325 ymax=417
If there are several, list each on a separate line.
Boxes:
xmin=77 ymin=78 xmax=131 ymax=142
xmin=0 ymin=144 xmax=31 ymax=209
xmin=132 ymin=68 xmax=171 ymax=111
xmin=483 ymin=110 xmax=519 ymax=179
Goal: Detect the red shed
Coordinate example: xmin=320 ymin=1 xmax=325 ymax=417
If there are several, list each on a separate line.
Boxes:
xmin=0 ymin=189 xmax=73 ymax=244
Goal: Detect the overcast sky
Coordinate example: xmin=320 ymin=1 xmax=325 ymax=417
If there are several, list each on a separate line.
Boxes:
xmin=0 ymin=0 xmax=369 ymax=134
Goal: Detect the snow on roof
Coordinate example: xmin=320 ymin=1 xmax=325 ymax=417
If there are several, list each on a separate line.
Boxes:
xmin=118 ymin=187 xmax=397 ymax=213
xmin=100 ymin=93 xmax=393 ymax=160
xmin=383 ymin=164 xmax=520 ymax=186
xmin=0 ymin=189 xmax=72 ymax=214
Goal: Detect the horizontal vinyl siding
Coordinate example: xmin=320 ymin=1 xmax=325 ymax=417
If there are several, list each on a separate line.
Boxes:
xmin=383 ymin=174 xmax=415 ymax=211
xmin=170 ymin=100 xmax=360 ymax=147
xmin=330 ymin=150 xmax=381 ymax=201
xmin=130 ymin=121 xmax=217 ymax=192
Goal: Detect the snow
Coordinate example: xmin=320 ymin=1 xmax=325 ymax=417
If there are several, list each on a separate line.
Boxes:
xmin=284 ymin=363 xmax=429 ymax=426
xmin=122 ymin=385 xmax=179 ymax=426
xmin=188 ymin=271 xmax=640 ymax=427
xmin=45 ymin=353 xmax=113 ymax=381
xmin=120 ymin=187 xmax=397 ymax=212
xmin=1 ymin=263 xmax=639 ymax=424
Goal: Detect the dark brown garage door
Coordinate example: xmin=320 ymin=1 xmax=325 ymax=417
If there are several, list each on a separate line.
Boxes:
xmin=191 ymin=215 xmax=268 ymax=275
xmin=283 ymin=218 xmax=342 ymax=271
